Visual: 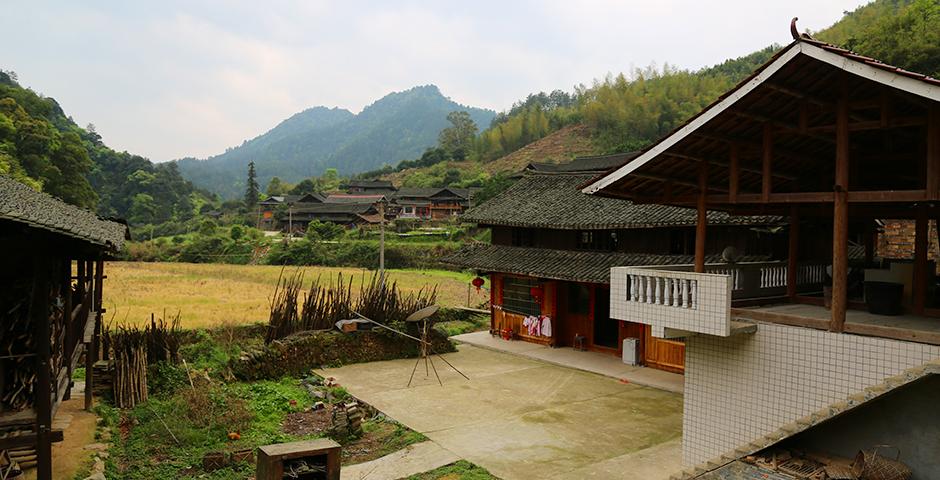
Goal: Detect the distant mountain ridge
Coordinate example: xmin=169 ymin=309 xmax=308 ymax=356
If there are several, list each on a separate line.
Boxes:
xmin=176 ymin=85 xmax=495 ymax=198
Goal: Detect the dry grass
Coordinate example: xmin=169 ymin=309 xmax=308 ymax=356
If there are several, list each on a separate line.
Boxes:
xmin=102 ymin=262 xmax=486 ymax=329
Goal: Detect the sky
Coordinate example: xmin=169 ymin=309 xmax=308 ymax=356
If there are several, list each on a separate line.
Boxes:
xmin=2 ymin=1 xmax=870 ymax=162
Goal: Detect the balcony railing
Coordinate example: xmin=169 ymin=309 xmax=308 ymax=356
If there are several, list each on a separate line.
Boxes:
xmin=611 ymin=261 xmax=828 ymax=337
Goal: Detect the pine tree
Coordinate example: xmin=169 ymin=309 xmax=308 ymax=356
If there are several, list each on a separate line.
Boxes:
xmin=244 ymin=161 xmax=260 ymax=207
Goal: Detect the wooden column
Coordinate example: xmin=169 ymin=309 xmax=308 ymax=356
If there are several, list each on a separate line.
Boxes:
xmin=695 ymin=162 xmax=708 ymax=273
xmin=787 ymin=207 xmax=800 ymax=299
xmin=914 ymin=205 xmax=929 ymax=315
xmin=927 ymin=104 xmax=939 ymax=199
xmin=864 ymin=221 xmax=876 ymax=265
xmin=728 ymin=143 xmax=739 ymax=203
xmin=31 ymin=259 xmax=53 ymax=480
xmin=830 ymin=92 xmax=850 ymax=333
xmin=762 ymin=124 xmax=773 ymax=202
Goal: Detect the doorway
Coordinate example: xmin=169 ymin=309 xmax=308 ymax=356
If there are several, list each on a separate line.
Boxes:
xmin=593 ymin=286 xmax=618 ymax=349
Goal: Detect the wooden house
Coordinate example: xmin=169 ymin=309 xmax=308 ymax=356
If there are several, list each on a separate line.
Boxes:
xmin=0 ymin=175 xmax=128 ymax=480
xmin=446 ymin=154 xmax=784 ymax=372
xmin=582 ymin=30 xmax=940 ymax=476
xmin=391 ymin=188 xmax=473 ymax=220
xmin=342 ymin=180 xmax=396 ymax=194
xmin=258 ymin=193 xmax=325 ymax=230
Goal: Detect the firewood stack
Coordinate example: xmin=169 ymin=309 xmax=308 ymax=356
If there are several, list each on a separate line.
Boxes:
xmin=107 ymin=326 xmax=148 ymax=408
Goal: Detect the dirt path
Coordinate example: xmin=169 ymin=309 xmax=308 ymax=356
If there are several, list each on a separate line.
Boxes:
xmin=23 ymin=391 xmax=98 ymax=480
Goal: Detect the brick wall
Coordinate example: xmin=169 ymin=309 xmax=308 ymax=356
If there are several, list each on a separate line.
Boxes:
xmin=877 ymin=219 xmax=939 ymax=263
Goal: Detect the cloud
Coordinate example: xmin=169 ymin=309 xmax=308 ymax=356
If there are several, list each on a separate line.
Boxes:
xmin=0 ymin=0 xmax=869 ymax=161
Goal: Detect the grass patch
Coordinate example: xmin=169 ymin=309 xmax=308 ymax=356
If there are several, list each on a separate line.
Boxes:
xmin=72 ymin=367 xmax=85 ymax=380
xmin=107 ymin=377 xmax=312 ymax=479
xmin=435 ymin=314 xmax=489 ymax=337
xmin=103 ymin=262 xmax=487 ymax=329
xmin=404 ymin=460 xmax=499 ymax=480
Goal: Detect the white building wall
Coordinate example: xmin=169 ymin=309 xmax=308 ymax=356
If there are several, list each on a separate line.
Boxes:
xmin=683 ymin=322 xmax=940 ymax=465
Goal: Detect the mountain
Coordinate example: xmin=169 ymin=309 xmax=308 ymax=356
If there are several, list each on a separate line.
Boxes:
xmin=176 ymin=85 xmax=495 ymax=198
xmin=0 ymin=70 xmax=207 ymax=224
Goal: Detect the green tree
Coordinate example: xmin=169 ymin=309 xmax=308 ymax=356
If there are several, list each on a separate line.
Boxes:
xmin=266 ymin=176 xmax=289 ymax=196
xmin=289 ymin=178 xmax=317 ymax=195
xmin=438 ymin=111 xmax=478 ymax=160
xmin=244 ymin=161 xmax=260 ymax=207
xmin=128 ymin=193 xmax=156 ymax=225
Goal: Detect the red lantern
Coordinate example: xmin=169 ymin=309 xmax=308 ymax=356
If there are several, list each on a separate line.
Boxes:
xmin=529 ymin=285 xmax=544 ymax=301
xmin=471 ymin=277 xmax=485 ymax=292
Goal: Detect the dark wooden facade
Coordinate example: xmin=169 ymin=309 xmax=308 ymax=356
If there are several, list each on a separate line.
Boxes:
xmin=0 ymin=176 xmax=126 ymax=479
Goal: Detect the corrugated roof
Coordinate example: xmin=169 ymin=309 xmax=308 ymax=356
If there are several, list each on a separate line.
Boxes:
xmin=463 ymin=173 xmax=782 ymax=230
xmin=0 ymin=175 xmax=128 ymax=251
xmin=442 ymin=243 xmax=765 ymax=284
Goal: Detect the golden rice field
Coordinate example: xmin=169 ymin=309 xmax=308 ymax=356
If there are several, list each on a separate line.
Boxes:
xmin=101 ymin=262 xmax=487 ymax=329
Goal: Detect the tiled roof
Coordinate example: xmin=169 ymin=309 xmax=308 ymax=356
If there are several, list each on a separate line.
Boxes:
xmin=526 ymin=152 xmax=640 ymax=173
xmin=324 ymin=194 xmax=385 ymax=204
xmin=291 ymin=203 xmax=376 ymax=214
xmin=393 ymin=188 xmax=471 ymax=199
xmin=0 ymin=175 xmax=128 ymax=251
xmin=799 ymin=37 xmax=940 ymax=87
xmin=463 ymin=173 xmax=782 ymax=230
xmin=442 ymin=243 xmax=763 ymax=284
xmin=346 ymin=180 xmax=394 ymax=188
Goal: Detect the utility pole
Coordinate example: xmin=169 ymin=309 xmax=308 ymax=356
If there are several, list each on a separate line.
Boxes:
xmin=288 ymin=206 xmax=293 ymax=238
xmin=379 ymin=200 xmax=386 ymax=288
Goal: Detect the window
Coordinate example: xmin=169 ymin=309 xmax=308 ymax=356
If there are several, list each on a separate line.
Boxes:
xmin=567 ymin=283 xmax=590 ymax=315
xmin=577 ymin=230 xmax=619 ymax=251
xmin=669 ymin=229 xmax=694 ymax=255
xmin=403 ymin=206 xmax=414 ymax=214
xmin=502 ymin=276 xmax=541 ymax=316
xmin=511 ymin=228 xmax=535 ymax=247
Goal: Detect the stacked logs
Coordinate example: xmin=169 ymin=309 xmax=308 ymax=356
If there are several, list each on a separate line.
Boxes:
xmin=0 ymin=305 xmax=35 ymax=412
xmin=146 ymin=311 xmax=182 ymax=364
xmin=107 ymin=326 xmax=148 ymax=409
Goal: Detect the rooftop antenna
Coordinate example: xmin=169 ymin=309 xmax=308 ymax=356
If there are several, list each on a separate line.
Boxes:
xmin=351 ymin=305 xmax=469 ymax=387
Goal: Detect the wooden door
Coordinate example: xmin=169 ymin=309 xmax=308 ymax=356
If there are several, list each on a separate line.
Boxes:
xmin=643 ymin=326 xmax=685 ymax=373
xmin=557 ymin=282 xmax=592 ymax=347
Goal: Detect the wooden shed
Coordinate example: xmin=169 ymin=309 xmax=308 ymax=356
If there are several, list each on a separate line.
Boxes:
xmin=0 ymin=175 xmax=128 ymax=480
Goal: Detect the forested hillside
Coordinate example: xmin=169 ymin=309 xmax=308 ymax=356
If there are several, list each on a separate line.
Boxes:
xmin=0 ymin=70 xmax=210 ymax=222
xmin=176 ymin=85 xmax=495 ymax=198
xmin=368 ymin=0 xmax=938 ymax=187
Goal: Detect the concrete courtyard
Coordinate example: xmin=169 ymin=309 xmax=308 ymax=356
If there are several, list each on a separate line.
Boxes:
xmin=318 ymin=344 xmax=684 ymax=480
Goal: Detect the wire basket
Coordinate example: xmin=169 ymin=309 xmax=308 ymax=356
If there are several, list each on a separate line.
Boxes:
xmin=853 ymin=445 xmax=912 ymax=480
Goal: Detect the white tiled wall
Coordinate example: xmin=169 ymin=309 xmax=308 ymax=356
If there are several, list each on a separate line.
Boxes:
xmin=682 ymin=323 xmax=940 ymax=465
xmin=610 ymin=266 xmax=732 ymax=336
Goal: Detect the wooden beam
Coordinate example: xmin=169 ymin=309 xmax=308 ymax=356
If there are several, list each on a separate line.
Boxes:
xmin=665 ymin=151 xmax=797 ymax=181
xmin=730 ymin=307 xmax=830 ymax=330
xmin=30 ymin=258 xmax=53 ymax=480
xmin=914 ymin=205 xmax=929 ymax=315
xmin=0 ymin=430 xmax=64 ymax=450
xmin=847 ymin=190 xmax=928 ymax=203
xmin=729 ymin=143 xmax=739 ymax=203
xmin=762 ymin=123 xmax=773 ymax=202
xmin=928 ymin=104 xmax=940 ymax=199
xmin=695 ymin=162 xmax=708 ymax=273
xmin=830 ymin=88 xmax=850 ymax=333
xmin=787 ymin=207 xmax=799 ymax=299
